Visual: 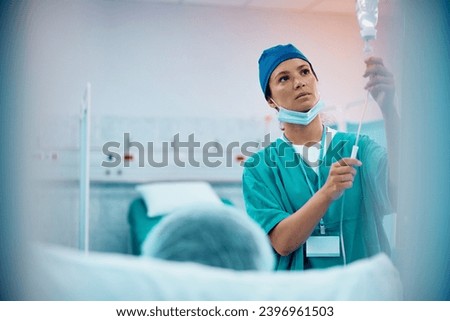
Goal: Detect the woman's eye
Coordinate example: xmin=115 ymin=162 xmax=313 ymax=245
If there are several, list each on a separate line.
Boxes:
xmin=301 ymin=69 xmax=310 ymax=75
xmin=279 ymin=75 xmax=289 ymax=83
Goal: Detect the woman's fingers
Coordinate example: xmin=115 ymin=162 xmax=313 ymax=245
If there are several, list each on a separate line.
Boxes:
xmin=364 ymin=56 xmax=384 ymax=65
xmin=362 ymin=57 xmax=396 ymax=110
xmin=339 ymin=173 xmax=355 ymax=182
xmin=330 ymin=165 xmax=357 ymax=176
xmin=363 ymin=63 xmax=393 ymax=78
xmin=336 ymin=157 xmax=362 ymax=167
xmin=322 ymin=158 xmax=362 ymax=200
xmin=329 ymin=160 xmax=360 ymax=185
xmin=340 ymin=180 xmax=354 ymax=189
xmin=364 ymin=73 xmax=394 ymax=88
xmin=363 ymin=57 xmax=394 ymax=90
xmin=330 ymin=159 xmax=360 ymax=178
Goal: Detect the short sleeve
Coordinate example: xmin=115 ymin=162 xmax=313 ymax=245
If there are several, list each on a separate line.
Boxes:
xmin=359 ymin=135 xmax=393 ymax=215
xmin=242 ymin=165 xmax=291 ymax=235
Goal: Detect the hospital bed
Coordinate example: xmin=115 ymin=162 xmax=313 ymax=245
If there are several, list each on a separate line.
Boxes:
xmin=128 ymin=198 xmax=163 ymax=255
xmin=29 ymin=244 xmax=402 ymax=300
xmin=127 ymin=181 xmax=234 ymax=255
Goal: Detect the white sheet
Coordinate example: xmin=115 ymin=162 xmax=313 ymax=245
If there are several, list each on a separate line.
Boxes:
xmin=28 ymin=244 xmax=403 ymax=300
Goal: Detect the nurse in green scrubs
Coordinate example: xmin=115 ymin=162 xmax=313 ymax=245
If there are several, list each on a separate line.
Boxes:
xmin=243 ymin=44 xmax=399 ymax=270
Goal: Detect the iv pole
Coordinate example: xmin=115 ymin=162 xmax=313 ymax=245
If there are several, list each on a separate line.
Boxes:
xmin=79 ymin=82 xmax=91 ymax=254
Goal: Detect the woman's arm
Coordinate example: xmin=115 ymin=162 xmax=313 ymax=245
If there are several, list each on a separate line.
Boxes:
xmin=363 ymin=57 xmax=400 ymax=203
xmin=269 ymin=158 xmax=361 ymax=256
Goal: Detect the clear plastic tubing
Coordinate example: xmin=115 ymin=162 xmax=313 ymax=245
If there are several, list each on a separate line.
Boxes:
xmin=351 ymin=0 xmax=379 ymax=159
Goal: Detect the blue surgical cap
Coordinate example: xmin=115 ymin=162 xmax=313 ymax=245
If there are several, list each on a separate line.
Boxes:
xmin=141 ymin=204 xmax=274 ymax=271
xmin=258 ymin=43 xmax=315 ymax=97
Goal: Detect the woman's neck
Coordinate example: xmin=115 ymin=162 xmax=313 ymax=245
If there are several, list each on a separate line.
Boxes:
xmin=283 ymin=116 xmax=324 ymax=146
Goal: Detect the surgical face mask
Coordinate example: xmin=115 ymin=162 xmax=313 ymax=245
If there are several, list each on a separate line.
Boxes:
xmin=272 ymin=99 xmax=325 ymax=125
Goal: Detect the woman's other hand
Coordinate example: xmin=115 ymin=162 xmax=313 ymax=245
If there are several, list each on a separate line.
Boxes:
xmin=363 ymin=57 xmax=396 ymax=113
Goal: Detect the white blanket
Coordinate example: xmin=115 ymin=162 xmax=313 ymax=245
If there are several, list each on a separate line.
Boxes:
xmin=28 ymin=244 xmax=403 ymax=300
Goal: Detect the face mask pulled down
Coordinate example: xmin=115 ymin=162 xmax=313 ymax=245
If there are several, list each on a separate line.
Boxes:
xmin=272 ymin=99 xmax=325 ymax=125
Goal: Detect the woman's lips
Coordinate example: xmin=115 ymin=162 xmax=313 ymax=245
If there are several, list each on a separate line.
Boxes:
xmin=295 ymin=93 xmax=310 ymax=100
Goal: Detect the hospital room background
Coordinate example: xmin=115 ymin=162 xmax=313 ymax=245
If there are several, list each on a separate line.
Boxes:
xmin=0 ymin=0 xmax=449 ymax=301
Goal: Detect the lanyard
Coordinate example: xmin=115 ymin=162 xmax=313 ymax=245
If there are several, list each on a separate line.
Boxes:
xmin=296 ymin=126 xmax=328 ymax=235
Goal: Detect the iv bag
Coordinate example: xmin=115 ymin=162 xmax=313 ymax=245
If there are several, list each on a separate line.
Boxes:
xmin=356 ymin=0 xmax=379 ymax=40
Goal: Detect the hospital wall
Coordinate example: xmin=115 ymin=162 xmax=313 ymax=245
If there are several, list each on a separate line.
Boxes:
xmin=22 ymin=0 xmax=396 ymax=162
xmin=24 ymin=0 xmax=376 ymax=122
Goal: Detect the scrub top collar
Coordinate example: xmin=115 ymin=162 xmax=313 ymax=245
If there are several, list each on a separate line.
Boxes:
xmin=281 ymin=126 xmax=337 ymax=169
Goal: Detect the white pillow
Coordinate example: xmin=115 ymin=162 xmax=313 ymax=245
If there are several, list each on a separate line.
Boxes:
xmin=135 ymin=181 xmax=223 ymax=217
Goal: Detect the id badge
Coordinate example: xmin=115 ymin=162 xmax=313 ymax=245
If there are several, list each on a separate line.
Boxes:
xmin=306 ymin=236 xmax=341 ymax=257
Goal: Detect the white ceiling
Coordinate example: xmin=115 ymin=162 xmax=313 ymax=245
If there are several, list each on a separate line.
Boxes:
xmin=134 ymin=0 xmax=359 ymax=15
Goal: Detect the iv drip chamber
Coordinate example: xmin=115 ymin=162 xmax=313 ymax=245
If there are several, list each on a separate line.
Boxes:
xmin=356 ymin=0 xmax=379 ymax=53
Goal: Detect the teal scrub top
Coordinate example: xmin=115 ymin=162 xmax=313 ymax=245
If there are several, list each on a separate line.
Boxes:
xmin=242 ymin=130 xmax=392 ymax=271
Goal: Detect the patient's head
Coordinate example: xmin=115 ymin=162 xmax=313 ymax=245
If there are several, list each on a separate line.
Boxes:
xmin=141 ymin=204 xmax=274 ymax=271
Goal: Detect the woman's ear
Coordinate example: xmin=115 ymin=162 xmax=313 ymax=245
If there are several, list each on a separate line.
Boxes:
xmin=267 ymin=98 xmax=278 ymax=111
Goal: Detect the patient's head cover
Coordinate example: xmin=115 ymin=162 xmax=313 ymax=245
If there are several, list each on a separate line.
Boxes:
xmin=141 ymin=204 xmax=274 ymax=271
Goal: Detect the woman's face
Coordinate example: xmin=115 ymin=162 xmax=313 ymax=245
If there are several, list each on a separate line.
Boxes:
xmin=267 ymin=58 xmax=319 ymax=112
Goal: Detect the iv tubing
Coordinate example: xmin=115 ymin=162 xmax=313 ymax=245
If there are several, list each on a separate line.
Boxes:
xmin=350 ymin=90 xmax=371 ymax=159
xmin=79 ymin=82 xmax=91 ymax=254
xmin=340 ymin=196 xmax=347 ymax=265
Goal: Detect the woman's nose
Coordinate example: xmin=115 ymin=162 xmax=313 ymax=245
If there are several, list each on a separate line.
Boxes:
xmin=294 ymin=76 xmax=305 ymax=89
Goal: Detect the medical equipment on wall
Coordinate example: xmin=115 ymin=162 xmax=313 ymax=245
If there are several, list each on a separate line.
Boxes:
xmin=79 ymin=82 xmax=91 ymax=253
xmin=351 ymin=0 xmax=380 ymax=159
